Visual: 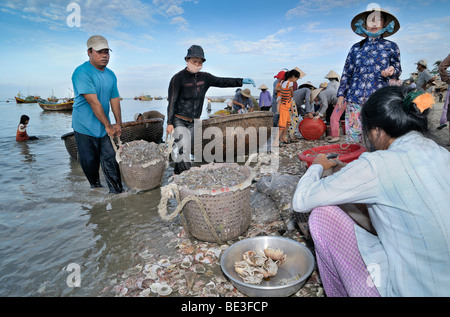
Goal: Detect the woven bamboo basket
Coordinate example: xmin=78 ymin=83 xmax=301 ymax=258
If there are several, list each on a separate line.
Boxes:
xmin=159 ymin=163 xmax=255 ymax=243
xmin=120 ymin=158 xmax=166 ymax=191
xmin=61 ymin=118 xmax=164 ymax=160
xmin=193 ymin=111 xmax=273 ymax=159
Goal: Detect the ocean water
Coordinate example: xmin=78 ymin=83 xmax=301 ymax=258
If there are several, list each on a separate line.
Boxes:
xmin=0 ymin=98 xmax=227 ymax=296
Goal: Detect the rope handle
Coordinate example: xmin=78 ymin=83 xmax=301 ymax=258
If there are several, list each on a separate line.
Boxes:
xmin=158 ymin=183 xmax=224 ymax=245
xmin=109 ymin=135 xmax=123 ymax=163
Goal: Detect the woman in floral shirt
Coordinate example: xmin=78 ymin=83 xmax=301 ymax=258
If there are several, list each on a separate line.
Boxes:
xmin=337 ymin=5 xmax=401 ymax=143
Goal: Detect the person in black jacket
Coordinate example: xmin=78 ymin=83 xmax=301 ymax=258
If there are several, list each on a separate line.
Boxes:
xmin=167 ymin=45 xmax=255 ymax=174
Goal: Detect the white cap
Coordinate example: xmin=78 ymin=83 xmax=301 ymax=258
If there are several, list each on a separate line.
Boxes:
xmin=87 ymin=35 xmax=111 ymax=51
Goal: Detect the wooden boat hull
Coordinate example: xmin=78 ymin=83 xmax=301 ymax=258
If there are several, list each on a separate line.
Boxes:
xmin=191 ymin=111 xmax=274 ymax=159
xmin=15 ymin=97 xmax=37 ymax=104
xmin=61 ymin=118 xmax=164 ymax=160
xmin=39 ymin=101 xmax=74 ymax=111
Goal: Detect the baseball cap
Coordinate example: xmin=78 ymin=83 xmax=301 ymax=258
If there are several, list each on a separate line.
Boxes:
xmin=87 ymin=35 xmax=111 ymax=51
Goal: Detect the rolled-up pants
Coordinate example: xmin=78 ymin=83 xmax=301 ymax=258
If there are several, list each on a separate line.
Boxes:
xmin=74 ymin=131 xmax=123 ymax=194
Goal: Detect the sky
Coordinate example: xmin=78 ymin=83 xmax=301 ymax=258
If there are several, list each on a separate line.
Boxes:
xmin=1 ymin=0 xmax=449 ymax=100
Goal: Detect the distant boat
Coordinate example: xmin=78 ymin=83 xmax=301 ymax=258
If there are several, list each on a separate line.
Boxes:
xmin=208 ymin=98 xmax=226 ymax=102
xmin=139 ymin=95 xmax=153 ymax=101
xmin=15 ymin=93 xmax=39 ymax=104
xmin=38 ymin=100 xmax=74 ymax=111
xmin=154 ymin=96 xmax=163 ymax=100
xmin=47 ymin=89 xmax=58 ymax=102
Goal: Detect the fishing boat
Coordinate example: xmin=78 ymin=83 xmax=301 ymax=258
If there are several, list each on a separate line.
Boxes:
xmin=154 ymin=96 xmax=164 ymax=100
xmin=61 ymin=118 xmax=164 ymax=160
xmin=139 ymin=95 xmax=153 ymax=101
xmin=192 ymin=111 xmax=274 ymax=159
xmin=38 ymin=100 xmax=74 ymax=111
xmin=15 ymin=93 xmax=39 ymax=104
xmin=208 ymin=98 xmax=226 ymax=102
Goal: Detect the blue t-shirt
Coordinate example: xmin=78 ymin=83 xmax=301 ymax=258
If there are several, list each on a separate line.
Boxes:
xmin=71 ymin=61 xmax=120 ymax=137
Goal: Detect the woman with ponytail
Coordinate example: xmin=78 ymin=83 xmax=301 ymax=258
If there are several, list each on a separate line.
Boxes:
xmin=293 ymin=86 xmax=450 ymax=297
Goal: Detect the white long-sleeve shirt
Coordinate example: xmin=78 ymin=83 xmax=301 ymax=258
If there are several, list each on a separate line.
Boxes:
xmin=293 ymin=131 xmax=450 ymax=296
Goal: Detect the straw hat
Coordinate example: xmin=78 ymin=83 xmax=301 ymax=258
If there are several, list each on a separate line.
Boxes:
xmin=325 ymin=70 xmax=340 ymax=80
xmin=241 ymin=88 xmax=251 ymax=97
xmin=294 ymin=67 xmax=306 ymax=79
xmin=319 ymin=82 xmax=328 ymax=89
xmin=310 ymin=88 xmax=324 ymax=103
xmin=298 ymin=81 xmax=316 ymax=90
xmin=351 ymin=4 xmax=400 ymax=38
xmin=258 ymin=84 xmax=268 ymax=90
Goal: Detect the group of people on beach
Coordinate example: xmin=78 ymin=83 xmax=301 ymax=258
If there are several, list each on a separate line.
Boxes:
xmin=16 ymin=3 xmax=449 ymax=297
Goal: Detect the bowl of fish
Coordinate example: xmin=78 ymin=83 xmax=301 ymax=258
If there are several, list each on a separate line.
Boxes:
xmin=220 ymin=236 xmax=315 ymax=297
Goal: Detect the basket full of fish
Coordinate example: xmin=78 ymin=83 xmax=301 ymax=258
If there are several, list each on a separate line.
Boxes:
xmin=158 ymin=162 xmax=255 ymax=243
xmin=116 ymin=139 xmax=167 ymax=191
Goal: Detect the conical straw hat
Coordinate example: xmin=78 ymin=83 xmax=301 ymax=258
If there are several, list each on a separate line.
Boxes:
xmin=258 ymin=84 xmax=268 ymax=90
xmin=325 ymin=70 xmax=340 ymax=79
xmin=294 ymin=67 xmax=306 ymax=79
xmin=310 ymin=88 xmax=324 ymax=103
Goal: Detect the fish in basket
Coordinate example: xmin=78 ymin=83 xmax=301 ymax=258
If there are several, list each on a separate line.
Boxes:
xmin=113 ymin=139 xmax=168 ymax=191
xmin=158 ymin=162 xmax=256 ymax=243
xmin=61 ymin=118 xmax=164 ymax=161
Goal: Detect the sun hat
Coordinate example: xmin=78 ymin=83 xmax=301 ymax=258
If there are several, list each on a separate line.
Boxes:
xmin=258 ymin=84 xmax=268 ymax=90
xmin=274 ymin=71 xmax=286 ymax=79
xmin=319 ymin=82 xmax=328 ymax=89
xmin=87 ymin=35 xmax=111 ymax=51
xmin=310 ymin=88 xmax=324 ymax=103
xmin=416 ymin=59 xmax=427 ymax=67
xmin=298 ymin=81 xmax=316 ymax=90
xmin=294 ymin=67 xmax=306 ymax=79
xmin=241 ymin=88 xmax=251 ymax=97
xmin=351 ymin=4 xmax=400 ymax=38
xmin=185 ymin=45 xmax=206 ymax=62
xmin=325 ymin=70 xmax=340 ymax=80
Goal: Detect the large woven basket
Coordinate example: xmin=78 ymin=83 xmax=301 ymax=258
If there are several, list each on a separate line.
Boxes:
xmin=175 ymin=163 xmax=254 ymax=243
xmin=61 ymin=118 xmax=163 ymax=160
xmin=61 ymin=132 xmax=78 ymax=160
xmin=120 ymin=159 xmax=166 ymax=191
xmin=193 ymin=111 xmax=273 ymax=159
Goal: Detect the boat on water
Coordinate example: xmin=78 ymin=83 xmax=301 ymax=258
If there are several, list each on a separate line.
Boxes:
xmin=192 ymin=111 xmax=274 ymax=159
xmin=15 ymin=93 xmax=40 ymax=104
xmin=38 ymin=100 xmax=74 ymax=111
xmin=154 ymin=96 xmax=164 ymax=100
xmin=61 ymin=118 xmax=164 ymax=160
xmin=208 ymin=98 xmax=226 ymax=102
xmin=139 ymin=95 xmax=153 ymax=101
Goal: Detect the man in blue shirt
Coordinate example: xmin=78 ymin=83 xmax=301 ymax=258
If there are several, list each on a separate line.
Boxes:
xmin=71 ymin=35 xmax=123 ymax=194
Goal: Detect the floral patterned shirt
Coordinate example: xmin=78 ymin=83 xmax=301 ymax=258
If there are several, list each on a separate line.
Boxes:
xmin=337 ymin=37 xmax=401 ymax=105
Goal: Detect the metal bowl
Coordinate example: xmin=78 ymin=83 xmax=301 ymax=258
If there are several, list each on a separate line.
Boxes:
xmin=220 ymin=236 xmax=315 ymax=297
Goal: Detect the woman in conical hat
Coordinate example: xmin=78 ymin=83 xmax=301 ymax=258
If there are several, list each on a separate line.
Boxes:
xmin=336 ymin=4 xmax=402 ymax=144
xmin=258 ymin=84 xmax=272 ymax=111
xmin=325 ymin=70 xmax=340 ymax=91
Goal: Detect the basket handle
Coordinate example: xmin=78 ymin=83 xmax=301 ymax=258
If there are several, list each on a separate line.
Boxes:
xmin=109 ymin=135 xmax=123 ymax=163
xmin=158 ymin=183 xmax=224 ymax=245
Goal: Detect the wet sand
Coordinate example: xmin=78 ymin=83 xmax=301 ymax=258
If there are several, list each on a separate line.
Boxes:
xmin=111 ymin=101 xmax=448 ymax=298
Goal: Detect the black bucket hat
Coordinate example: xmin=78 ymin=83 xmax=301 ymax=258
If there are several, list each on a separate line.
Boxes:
xmin=185 ymin=45 xmax=206 ymax=62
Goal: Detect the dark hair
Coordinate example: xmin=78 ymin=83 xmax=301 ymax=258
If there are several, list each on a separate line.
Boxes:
xmin=361 ymin=86 xmax=429 ymax=140
xmin=284 ymin=69 xmax=300 ymax=81
xmin=20 ymin=115 xmax=30 ymax=125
